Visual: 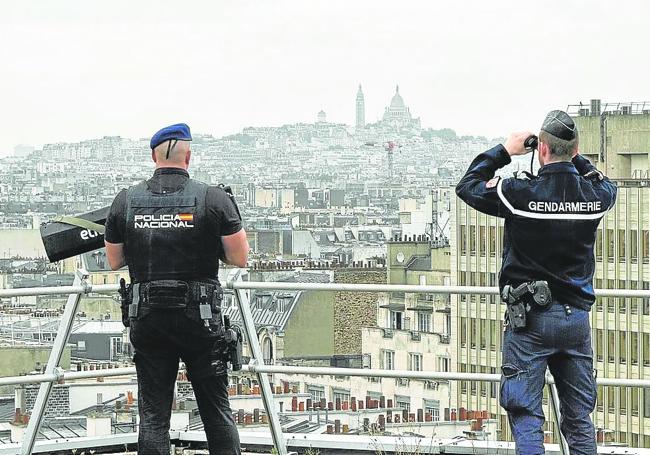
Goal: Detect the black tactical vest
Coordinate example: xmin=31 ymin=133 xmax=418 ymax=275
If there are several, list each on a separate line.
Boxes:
xmin=124 ymin=179 xmax=218 ymax=282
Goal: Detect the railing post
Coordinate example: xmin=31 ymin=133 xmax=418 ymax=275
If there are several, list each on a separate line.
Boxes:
xmin=229 ymin=270 xmax=294 ymax=455
xmin=20 ymin=267 xmax=89 ymax=455
xmin=548 ymin=375 xmax=570 ymax=455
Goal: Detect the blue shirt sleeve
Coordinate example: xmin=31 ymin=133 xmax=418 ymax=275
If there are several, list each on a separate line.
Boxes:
xmin=572 ymin=154 xmax=618 ymax=209
xmin=455 ymin=145 xmax=512 ymax=217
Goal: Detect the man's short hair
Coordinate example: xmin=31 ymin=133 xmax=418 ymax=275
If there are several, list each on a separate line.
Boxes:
xmin=539 ymin=110 xmax=579 ymax=159
xmin=539 ymin=130 xmax=579 ymax=159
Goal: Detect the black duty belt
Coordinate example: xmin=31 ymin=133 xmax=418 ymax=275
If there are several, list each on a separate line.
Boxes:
xmin=135 ymin=280 xmax=220 ymax=307
xmin=128 ymin=280 xmax=223 ymax=326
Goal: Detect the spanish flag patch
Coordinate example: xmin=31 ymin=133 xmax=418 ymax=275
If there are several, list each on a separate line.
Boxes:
xmin=178 ymin=213 xmax=194 ymax=222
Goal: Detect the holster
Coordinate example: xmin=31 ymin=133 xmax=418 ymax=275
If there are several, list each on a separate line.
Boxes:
xmin=210 ymin=315 xmax=243 ymax=372
xmin=501 ymin=280 xmax=552 ymax=332
xmin=505 ymin=301 xmax=527 ymax=331
xmin=118 ymin=278 xmax=131 ymax=327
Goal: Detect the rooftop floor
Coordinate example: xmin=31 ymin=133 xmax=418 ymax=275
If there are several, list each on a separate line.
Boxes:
xmin=0 ymin=431 xmax=648 ymax=455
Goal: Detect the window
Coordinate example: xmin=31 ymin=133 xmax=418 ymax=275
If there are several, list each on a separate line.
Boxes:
xmin=595 ymin=229 xmax=603 ymax=261
xmin=490 ymin=319 xmax=498 ymax=351
xmin=381 ymin=350 xmax=395 ymax=370
xmin=438 ymin=356 xmax=450 ymax=372
xmin=630 ymin=282 xmax=639 ymax=314
xmin=424 ymin=380 xmax=439 ymax=390
xmin=459 ymin=272 xmax=467 ymax=302
xmin=332 ymin=388 xmax=350 ymax=403
xmin=643 ymin=281 xmax=650 ymax=316
xmin=479 ymin=226 xmax=486 ymax=257
xmin=424 ymin=399 xmax=440 ymax=421
xmin=470 ymin=319 xmax=477 ymax=348
xmin=643 ymin=230 xmax=649 ymax=263
xmin=308 ymin=385 xmax=325 ymax=402
xmin=620 ymin=388 xmax=627 ymax=415
xmin=460 ymin=317 xmax=467 ymax=347
xmin=619 ymin=280 xmax=627 ymax=313
xmin=631 ymin=332 xmax=638 ymax=365
xmin=645 ymin=297 xmax=650 ymax=316
xmin=470 ymin=365 xmax=477 ymax=395
xmin=395 ymin=395 xmax=410 ymax=412
xmin=607 ymin=229 xmax=615 ymax=262
xmin=619 ymin=332 xmax=627 ymax=364
xmin=110 ymin=337 xmax=125 ymax=361
xmin=460 ymin=364 xmax=467 ymax=394
xmin=597 ymin=385 xmax=604 ymax=412
xmin=608 ymin=331 xmax=616 ymax=363
xmin=596 ymin=329 xmax=603 ymax=362
xmin=460 ymin=225 xmax=467 ymax=255
xmin=408 ymin=353 xmax=423 ymax=371
xmin=490 ymin=367 xmax=498 ymax=397
xmin=390 ymin=311 xmax=403 ymax=330
xmin=630 ymin=230 xmax=638 ymax=262
xmin=631 ymin=387 xmax=639 ymax=416
xmin=643 ymin=333 xmax=650 ymax=367
xmin=618 ymin=229 xmax=626 ymax=262
xmin=489 ymin=226 xmax=497 ymax=257
xmin=77 ymin=340 xmax=86 ymax=351
xmin=417 ymin=312 xmax=430 ymax=333
xmin=480 ymin=319 xmax=487 ymax=350
xmin=469 ymin=225 xmax=476 ymax=254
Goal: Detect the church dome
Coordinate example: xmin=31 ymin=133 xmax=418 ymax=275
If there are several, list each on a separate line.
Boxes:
xmin=390 ymin=85 xmax=405 ymax=109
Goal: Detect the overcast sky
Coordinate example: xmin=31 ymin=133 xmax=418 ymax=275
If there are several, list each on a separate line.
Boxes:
xmin=1 ymin=0 xmax=648 ymax=156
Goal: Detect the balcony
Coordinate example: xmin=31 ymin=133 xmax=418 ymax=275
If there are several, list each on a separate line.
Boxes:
xmin=1 ymin=273 xmax=648 ymax=455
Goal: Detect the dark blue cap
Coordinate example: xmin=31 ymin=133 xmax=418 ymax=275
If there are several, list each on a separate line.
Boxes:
xmin=541 ymin=110 xmax=577 ymax=141
xmin=150 ymin=123 xmax=192 ymax=150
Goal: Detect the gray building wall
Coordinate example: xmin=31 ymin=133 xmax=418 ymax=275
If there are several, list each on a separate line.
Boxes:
xmin=69 ymin=332 xmax=121 ymax=361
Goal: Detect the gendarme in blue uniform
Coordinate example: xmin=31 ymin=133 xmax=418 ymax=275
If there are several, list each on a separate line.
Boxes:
xmin=456 ymin=145 xmax=616 ymax=310
xmin=455 ymin=112 xmax=617 ymax=455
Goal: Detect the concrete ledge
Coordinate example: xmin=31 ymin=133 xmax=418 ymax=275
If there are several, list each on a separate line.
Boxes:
xmin=1 ymin=429 xmax=649 ymax=455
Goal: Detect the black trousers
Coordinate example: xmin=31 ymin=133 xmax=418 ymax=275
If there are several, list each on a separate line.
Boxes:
xmin=130 ymin=307 xmax=241 ymax=455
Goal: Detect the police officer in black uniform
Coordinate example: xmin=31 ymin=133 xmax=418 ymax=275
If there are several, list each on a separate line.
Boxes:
xmin=456 ymin=111 xmax=616 ymax=454
xmin=104 ymin=123 xmax=248 ymax=455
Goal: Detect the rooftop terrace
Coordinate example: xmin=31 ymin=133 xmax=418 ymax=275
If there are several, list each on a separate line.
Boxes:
xmin=0 ymin=270 xmax=649 ymax=454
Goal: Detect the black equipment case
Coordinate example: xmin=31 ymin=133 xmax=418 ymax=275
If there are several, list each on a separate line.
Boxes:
xmin=40 ymin=206 xmax=111 ymax=262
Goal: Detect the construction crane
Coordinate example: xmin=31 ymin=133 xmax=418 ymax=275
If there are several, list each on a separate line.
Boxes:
xmin=364 ymin=140 xmax=402 ymax=180
xmin=385 ymin=140 xmax=400 ymax=180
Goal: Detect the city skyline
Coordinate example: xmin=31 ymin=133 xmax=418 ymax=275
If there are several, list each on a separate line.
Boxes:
xmin=2 ymin=1 xmax=650 ymax=156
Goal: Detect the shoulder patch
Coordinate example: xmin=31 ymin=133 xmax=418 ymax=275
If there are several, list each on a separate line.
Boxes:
xmin=486 ymin=177 xmax=500 ymax=188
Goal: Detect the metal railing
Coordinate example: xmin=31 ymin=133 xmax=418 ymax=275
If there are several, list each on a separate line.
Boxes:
xmin=1 ymin=271 xmax=650 ymax=455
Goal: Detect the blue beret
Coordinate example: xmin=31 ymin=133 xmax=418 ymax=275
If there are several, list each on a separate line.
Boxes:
xmin=150 ymin=123 xmax=192 ymax=150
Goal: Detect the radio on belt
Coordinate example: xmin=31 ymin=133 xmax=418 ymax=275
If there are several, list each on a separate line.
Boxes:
xmin=39 ymin=206 xmax=111 ymax=262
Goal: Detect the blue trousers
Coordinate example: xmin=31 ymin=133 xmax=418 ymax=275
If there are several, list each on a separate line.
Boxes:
xmin=500 ymin=303 xmax=597 ymax=455
xmin=131 ymin=308 xmax=241 ymax=455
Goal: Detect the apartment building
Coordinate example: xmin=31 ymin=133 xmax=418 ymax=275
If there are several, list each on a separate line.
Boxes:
xmin=363 ymin=236 xmax=454 ymax=419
